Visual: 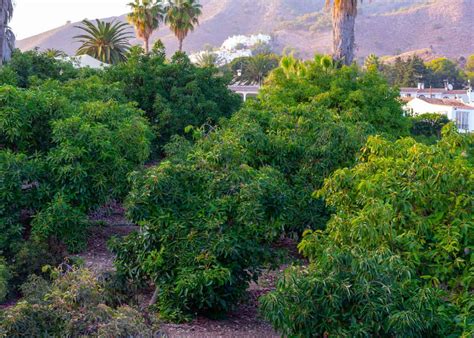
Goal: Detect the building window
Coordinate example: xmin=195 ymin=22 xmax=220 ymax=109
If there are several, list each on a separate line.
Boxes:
xmin=419 ymin=95 xmax=425 ymax=98
xmin=455 ymin=111 xmax=469 ymax=130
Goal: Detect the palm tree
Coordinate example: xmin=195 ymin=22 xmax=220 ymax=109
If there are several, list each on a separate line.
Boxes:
xmin=127 ymin=0 xmax=164 ymax=54
xmin=165 ymin=0 xmax=202 ymax=52
xmin=194 ymin=51 xmax=222 ymax=68
xmin=74 ymin=19 xmax=133 ymax=64
xmin=43 ymin=48 xmax=68 ymax=58
xmin=326 ymin=0 xmax=367 ymax=65
xmin=0 ymin=0 xmax=14 ymax=65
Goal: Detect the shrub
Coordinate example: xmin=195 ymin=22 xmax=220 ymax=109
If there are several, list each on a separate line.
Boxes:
xmin=410 ymin=112 xmax=450 ymax=140
xmin=47 ymin=100 xmax=153 ymax=210
xmin=104 ymin=51 xmax=241 ymax=151
xmin=0 ymin=151 xmax=47 ymax=256
xmin=31 ymin=195 xmax=89 ymax=253
xmin=261 ymin=126 xmax=473 ymax=336
xmin=260 ymin=55 xmax=410 ymax=137
xmin=0 ymin=85 xmax=70 ymax=154
xmin=113 ymin=164 xmax=289 ymax=320
xmin=3 ymin=49 xmax=79 ymax=88
xmin=0 ymin=268 xmax=155 ymax=337
xmin=261 ymin=248 xmax=450 ymax=337
xmin=315 ymin=127 xmax=472 ymax=288
xmin=0 ymin=259 xmax=10 ymax=302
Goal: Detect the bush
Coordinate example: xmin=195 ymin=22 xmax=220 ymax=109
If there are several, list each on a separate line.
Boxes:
xmin=31 ymin=195 xmax=89 ymax=253
xmin=261 ymin=126 xmax=473 ymax=336
xmin=2 ymin=49 xmax=79 ymax=88
xmin=0 ymin=85 xmax=70 ymax=154
xmin=0 ymin=151 xmax=47 ymax=256
xmin=0 ymin=268 xmax=155 ymax=337
xmin=104 ymin=51 xmax=241 ymax=151
xmin=315 ymin=127 xmax=472 ymax=287
xmin=47 ymin=100 xmax=153 ymax=210
xmin=410 ymin=112 xmax=450 ymax=141
xmin=261 ymin=248 xmax=450 ymax=337
xmin=0 ymin=259 xmax=10 ymax=302
xmin=260 ymin=55 xmax=410 ymax=137
xmin=113 ymin=97 xmax=375 ymax=319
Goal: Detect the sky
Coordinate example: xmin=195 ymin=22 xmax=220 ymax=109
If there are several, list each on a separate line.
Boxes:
xmin=10 ymin=0 xmax=130 ymax=39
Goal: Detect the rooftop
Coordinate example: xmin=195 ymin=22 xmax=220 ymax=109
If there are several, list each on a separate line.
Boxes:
xmin=415 ymin=97 xmax=474 ymax=109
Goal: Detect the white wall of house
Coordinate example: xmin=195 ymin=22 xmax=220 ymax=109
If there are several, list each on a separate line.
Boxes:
xmin=406 ymin=98 xmax=474 ymax=133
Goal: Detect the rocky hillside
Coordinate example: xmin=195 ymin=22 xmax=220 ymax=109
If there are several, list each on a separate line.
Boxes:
xmin=17 ymin=0 xmax=474 ymax=60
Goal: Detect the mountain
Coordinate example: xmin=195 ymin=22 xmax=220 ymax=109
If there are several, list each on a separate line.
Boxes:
xmin=17 ymin=0 xmax=474 ymax=60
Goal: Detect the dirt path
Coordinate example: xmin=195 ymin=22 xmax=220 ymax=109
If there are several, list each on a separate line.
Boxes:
xmin=78 ymin=202 xmax=285 ymax=337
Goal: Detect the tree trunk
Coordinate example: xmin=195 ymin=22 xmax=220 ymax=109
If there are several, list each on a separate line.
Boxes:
xmin=144 ymin=38 xmax=149 ymax=54
xmin=178 ymin=38 xmax=183 ymax=52
xmin=149 ymin=286 xmax=159 ymax=306
xmin=0 ymin=0 xmax=5 ymax=66
xmin=332 ymin=11 xmax=356 ymax=65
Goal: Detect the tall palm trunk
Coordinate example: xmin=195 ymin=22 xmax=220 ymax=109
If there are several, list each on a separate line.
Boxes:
xmin=144 ymin=38 xmax=150 ymax=54
xmin=332 ymin=10 xmax=356 ymax=65
xmin=0 ymin=0 xmax=5 ymax=66
xmin=178 ymin=38 xmax=183 ymax=52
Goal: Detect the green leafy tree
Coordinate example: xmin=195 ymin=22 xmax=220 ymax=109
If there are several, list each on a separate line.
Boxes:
xmin=74 ymin=19 xmax=133 ymax=64
xmin=426 ymin=57 xmax=467 ymax=89
xmin=364 ymin=53 xmax=380 ymax=71
xmin=410 ymin=113 xmax=450 ymax=141
xmin=261 ymin=127 xmax=473 ymax=336
xmin=104 ymin=52 xmax=241 ymax=151
xmin=127 ymin=0 xmax=164 ymax=54
xmin=165 ymin=0 xmax=202 ymax=51
xmin=261 ymin=54 xmax=410 ymax=137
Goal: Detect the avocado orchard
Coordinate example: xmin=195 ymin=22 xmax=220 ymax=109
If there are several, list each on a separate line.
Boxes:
xmin=261 ymin=127 xmax=474 ymax=336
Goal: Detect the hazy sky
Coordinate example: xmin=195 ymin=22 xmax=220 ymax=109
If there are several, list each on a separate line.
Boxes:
xmin=10 ymin=0 xmax=130 ymax=39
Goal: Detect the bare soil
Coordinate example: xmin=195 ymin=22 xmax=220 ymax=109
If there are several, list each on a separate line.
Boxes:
xmin=77 ymin=202 xmax=288 ymax=337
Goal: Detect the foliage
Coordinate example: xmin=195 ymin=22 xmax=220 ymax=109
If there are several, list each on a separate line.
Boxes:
xmin=31 ymin=195 xmax=89 ymax=253
xmin=261 ymin=55 xmax=410 ymax=137
xmin=315 ymin=128 xmax=473 ymax=288
xmin=227 ymin=54 xmax=280 ymax=85
xmin=74 ymin=19 xmax=133 ymax=64
xmin=261 ymin=248 xmax=450 ymax=337
xmin=194 ymin=51 xmax=222 ymax=68
xmin=426 ymin=57 xmax=467 ymax=89
xmin=0 ymin=259 xmax=10 ymax=302
xmin=261 ymin=128 xmax=473 ymax=336
xmin=47 ymin=100 xmax=153 ymax=210
xmin=0 ymin=85 xmax=70 ymax=153
xmin=382 ymin=55 xmax=468 ymax=89
xmin=0 ymin=268 xmax=155 ymax=337
xmin=0 ymin=49 xmax=79 ymax=88
xmin=0 ymin=151 xmax=47 ymax=256
xmin=113 ymin=70 xmax=378 ymax=318
xmin=104 ymin=52 xmax=241 ymax=150
xmin=410 ymin=112 xmax=450 ymax=141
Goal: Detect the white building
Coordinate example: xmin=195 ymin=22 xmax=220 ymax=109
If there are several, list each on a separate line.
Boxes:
xmin=405 ymin=97 xmax=474 ymax=133
xmin=400 ymin=82 xmax=473 ymax=104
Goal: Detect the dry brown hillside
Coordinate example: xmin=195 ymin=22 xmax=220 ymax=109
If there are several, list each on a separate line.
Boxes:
xmin=17 ymin=0 xmax=474 ymax=60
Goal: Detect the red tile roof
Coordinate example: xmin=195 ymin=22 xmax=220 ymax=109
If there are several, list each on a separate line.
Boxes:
xmin=417 ymin=97 xmax=474 ymax=109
